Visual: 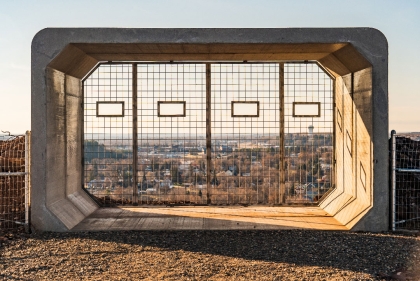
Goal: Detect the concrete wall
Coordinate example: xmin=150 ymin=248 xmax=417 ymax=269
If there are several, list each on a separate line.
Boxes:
xmin=319 ymin=69 xmax=374 ymax=229
xmin=31 ymin=67 xmax=98 ymax=231
xmin=31 ymin=28 xmax=388 ymax=231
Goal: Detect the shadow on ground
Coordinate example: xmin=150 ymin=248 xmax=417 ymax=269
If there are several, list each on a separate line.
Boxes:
xmin=32 ymin=229 xmax=420 ymax=275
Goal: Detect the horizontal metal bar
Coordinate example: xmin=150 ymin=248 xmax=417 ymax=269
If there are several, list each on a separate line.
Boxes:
xmin=97 ymin=60 xmax=319 ymax=65
xmin=395 ymin=216 xmax=420 ymax=224
xmin=0 ymin=172 xmax=28 ymax=176
xmin=0 ymin=218 xmax=27 ymax=225
xmin=395 ymin=168 xmax=420 ymax=173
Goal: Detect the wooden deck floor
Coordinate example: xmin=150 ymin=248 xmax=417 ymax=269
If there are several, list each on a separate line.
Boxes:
xmin=72 ymin=206 xmax=348 ymax=231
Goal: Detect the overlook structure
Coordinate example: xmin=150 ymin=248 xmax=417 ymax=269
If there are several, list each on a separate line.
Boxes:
xmin=31 ymin=28 xmax=388 ymax=232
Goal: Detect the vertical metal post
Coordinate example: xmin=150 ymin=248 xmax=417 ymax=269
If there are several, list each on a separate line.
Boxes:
xmin=391 ymin=129 xmax=396 ymax=231
xmin=24 ymin=131 xmax=31 ymax=233
xmin=279 ymin=63 xmax=285 ymax=204
xmin=206 ymin=63 xmax=212 ymax=204
xmin=132 ymin=64 xmax=139 ymax=205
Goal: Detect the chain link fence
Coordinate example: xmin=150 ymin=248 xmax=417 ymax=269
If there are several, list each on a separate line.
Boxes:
xmin=390 ymin=130 xmax=420 ymax=231
xmin=0 ymin=131 xmax=31 ymax=232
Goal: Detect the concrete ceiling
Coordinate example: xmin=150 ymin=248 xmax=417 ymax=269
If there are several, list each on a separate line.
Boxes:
xmin=48 ymin=43 xmax=371 ymax=79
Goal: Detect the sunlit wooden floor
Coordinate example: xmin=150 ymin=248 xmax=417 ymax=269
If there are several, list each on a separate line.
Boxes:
xmin=72 ymin=206 xmax=348 ymax=231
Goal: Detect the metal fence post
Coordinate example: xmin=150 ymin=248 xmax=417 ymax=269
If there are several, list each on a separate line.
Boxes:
xmin=132 ymin=63 xmax=138 ymax=205
xmin=25 ymin=131 xmax=31 ymax=233
xmin=206 ymin=63 xmax=211 ymax=204
xmin=279 ymin=63 xmax=285 ymax=204
xmin=391 ymin=129 xmax=396 ymax=231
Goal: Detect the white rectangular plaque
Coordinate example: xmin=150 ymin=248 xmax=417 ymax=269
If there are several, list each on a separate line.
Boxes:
xmin=293 ymin=102 xmax=320 ymax=117
xmin=158 ymin=101 xmax=186 ymax=117
xmin=231 ymin=101 xmax=259 ymax=117
xmin=96 ymin=101 xmax=125 ymax=117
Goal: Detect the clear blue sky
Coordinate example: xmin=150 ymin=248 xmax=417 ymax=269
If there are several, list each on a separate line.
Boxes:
xmin=0 ymin=0 xmax=419 ymax=134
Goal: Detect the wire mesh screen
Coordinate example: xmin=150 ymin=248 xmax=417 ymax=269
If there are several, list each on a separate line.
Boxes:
xmin=84 ymin=64 xmax=133 ymax=206
xmin=392 ymin=134 xmax=420 ymax=230
xmin=210 ymin=64 xmax=280 ymax=204
xmin=0 ymin=135 xmax=26 ymax=230
xmin=284 ymin=63 xmax=334 ymax=204
xmin=137 ymin=64 xmax=207 ymax=204
xmin=83 ymin=62 xmax=335 ymax=206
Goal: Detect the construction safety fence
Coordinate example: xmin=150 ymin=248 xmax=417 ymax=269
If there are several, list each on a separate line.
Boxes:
xmin=390 ymin=131 xmax=420 ymax=231
xmin=0 ymin=132 xmax=30 ymax=232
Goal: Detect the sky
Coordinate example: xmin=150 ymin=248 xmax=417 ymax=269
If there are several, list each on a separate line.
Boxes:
xmin=0 ymin=0 xmax=419 ymax=134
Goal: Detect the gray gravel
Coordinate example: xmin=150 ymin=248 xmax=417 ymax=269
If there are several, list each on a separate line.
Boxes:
xmin=1 ymin=230 xmax=420 ymax=280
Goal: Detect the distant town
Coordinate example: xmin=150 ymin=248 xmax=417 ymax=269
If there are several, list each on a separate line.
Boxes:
xmin=84 ymin=132 xmax=333 ymax=205
xmin=394 ymin=132 xmax=420 ymax=141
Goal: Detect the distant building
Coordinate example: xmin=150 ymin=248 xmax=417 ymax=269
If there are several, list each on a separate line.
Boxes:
xmin=308 ymin=125 xmax=314 ymax=135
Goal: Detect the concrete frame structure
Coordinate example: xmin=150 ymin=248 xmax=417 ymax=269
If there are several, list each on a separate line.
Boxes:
xmin=31 ymin=28 xmax=388 ymax=232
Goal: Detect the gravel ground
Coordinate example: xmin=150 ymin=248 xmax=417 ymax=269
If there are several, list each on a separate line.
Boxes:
xmin=1 ymin=230 xmax=420 ymax=280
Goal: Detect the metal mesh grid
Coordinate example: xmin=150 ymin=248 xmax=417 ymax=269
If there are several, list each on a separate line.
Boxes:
xmin=210 ymin=64 xmax=280 ymax=204
xmin=82 ymin=62 xmax=335 ymax=206
xmin=0 ymin=134 xmax=26 ymax=230
xmin=84 ymin=64 xmax=133 ymax=206
xmin=284 ymin=63 xmax=334 ymax=203
xmin=137 ymin=64 xmax=207 ymax=204
xmin=392 ymin=134 xmax=420 ymax=230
